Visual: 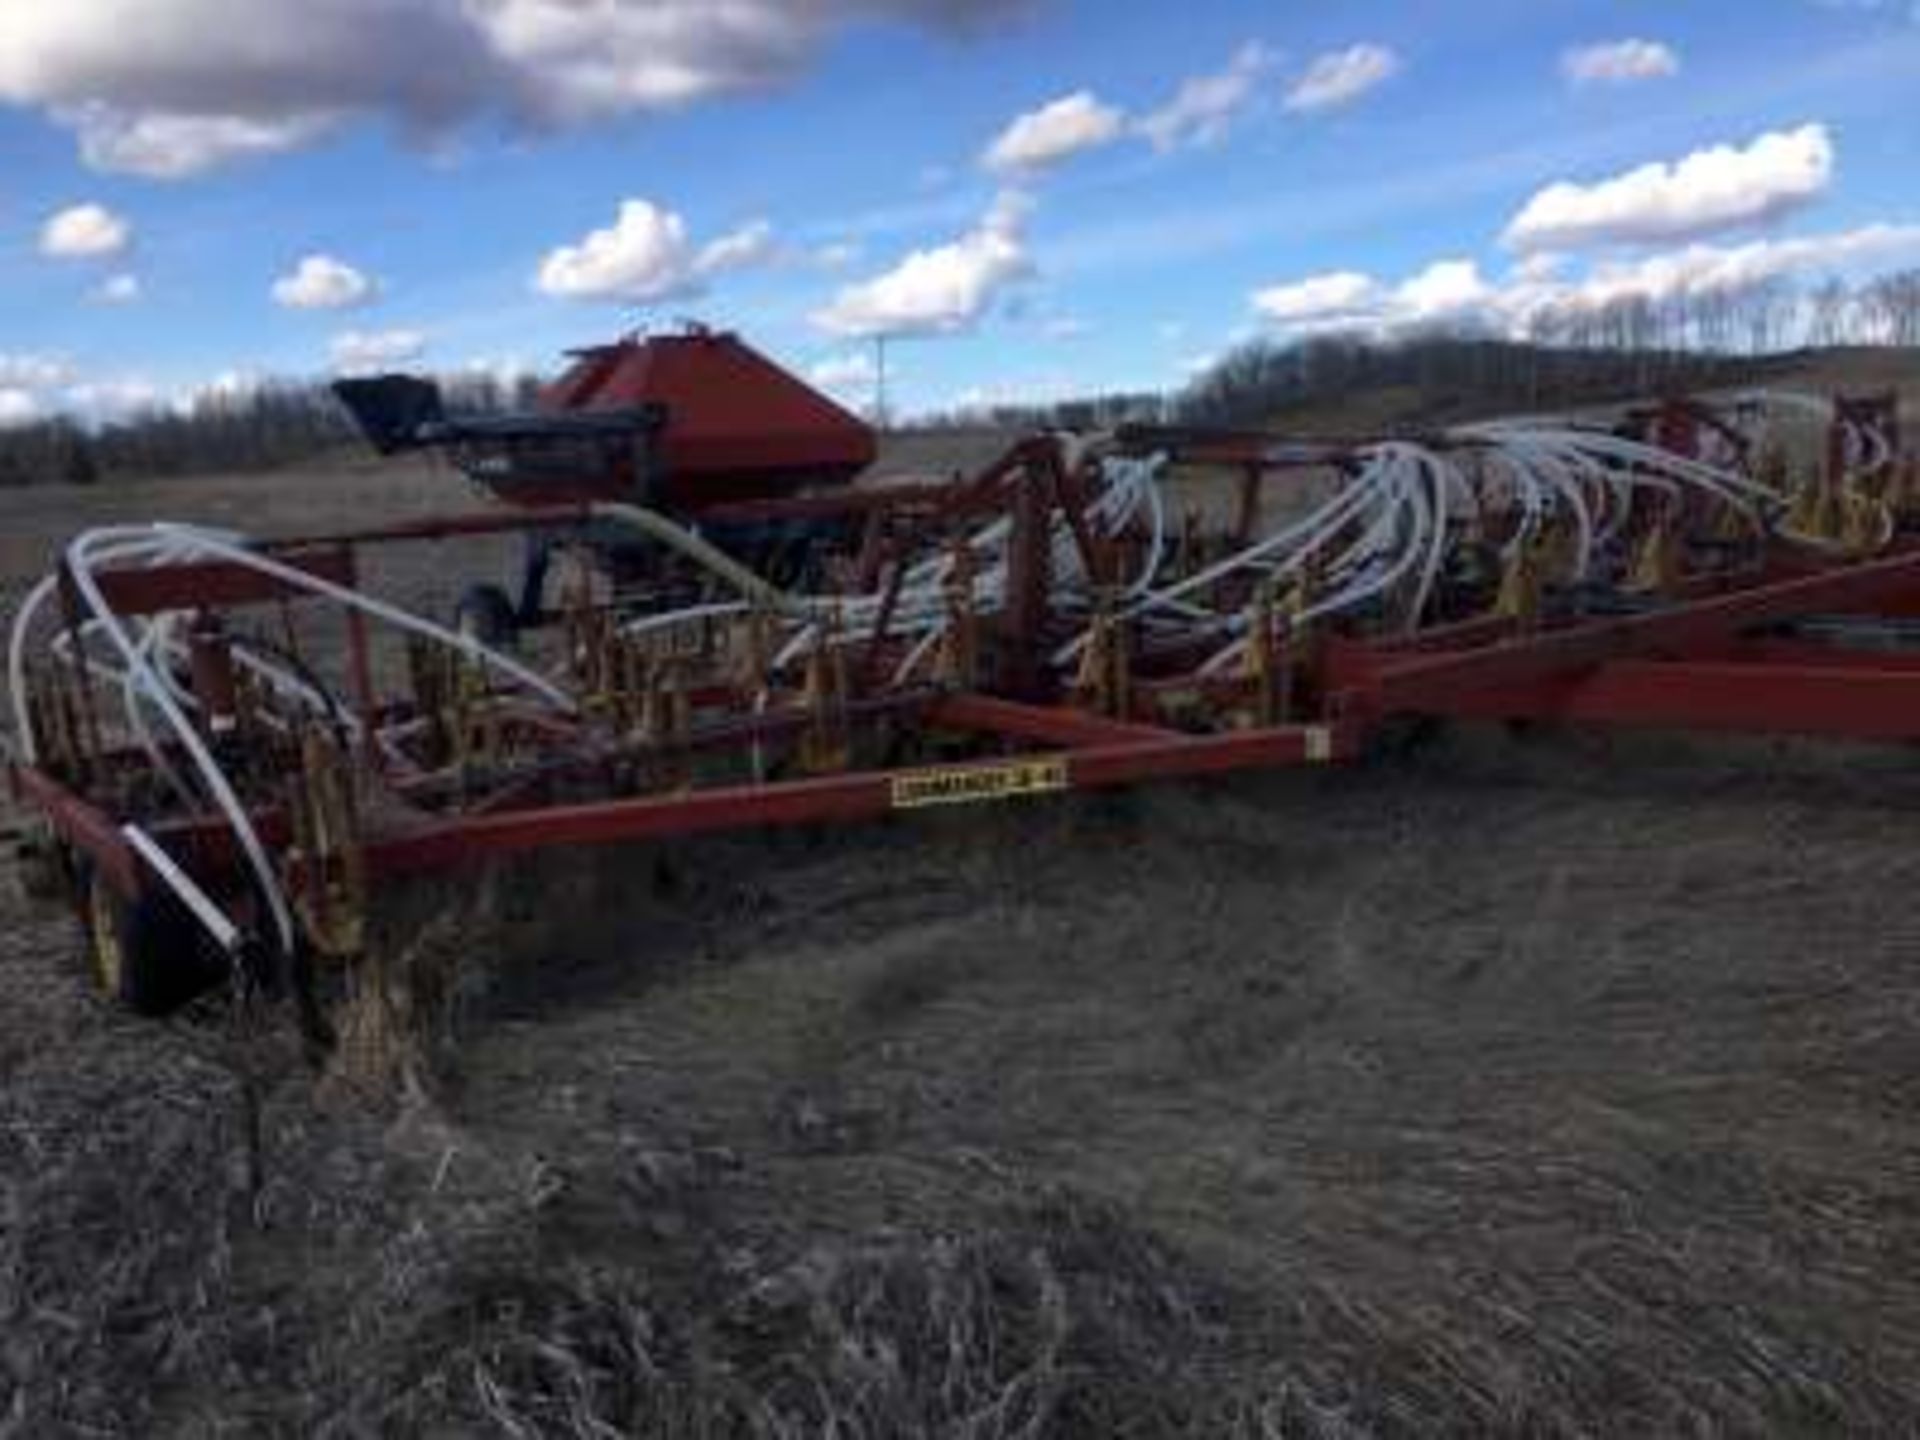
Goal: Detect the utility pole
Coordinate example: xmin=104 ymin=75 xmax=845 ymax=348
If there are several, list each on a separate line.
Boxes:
xmin=873 ymin=332 xmax=890 ymax=431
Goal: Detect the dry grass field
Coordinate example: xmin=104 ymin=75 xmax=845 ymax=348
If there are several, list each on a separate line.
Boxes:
xmin=6 ymin=397 xmax=1920 ymax=1436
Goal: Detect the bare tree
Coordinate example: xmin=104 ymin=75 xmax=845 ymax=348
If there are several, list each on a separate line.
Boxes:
xmin=1864 ymin=269 xmax=1920 ymax=347
xmin=1809 ymin=277 xmax=1852 ymax=348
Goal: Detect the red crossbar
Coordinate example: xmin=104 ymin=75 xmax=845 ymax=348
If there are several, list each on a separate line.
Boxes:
xmin=1361 ymin=548 xmax=1920 ymax=715
xmin=90 ymin=546 xmax=356 ymax=616
xmin=366 ymin=721 xmax=1356 ymax=875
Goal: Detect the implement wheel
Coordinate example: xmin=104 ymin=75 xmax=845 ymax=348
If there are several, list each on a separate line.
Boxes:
xmin=83 ymin=869 xmax=223 ymax=1017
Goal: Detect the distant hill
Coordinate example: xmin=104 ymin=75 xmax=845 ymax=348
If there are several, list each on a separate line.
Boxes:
xmin=915 ymin=340 xmax=1918 ymax=443
xmin=1174 ymin=338 xmax=1918 ymax=438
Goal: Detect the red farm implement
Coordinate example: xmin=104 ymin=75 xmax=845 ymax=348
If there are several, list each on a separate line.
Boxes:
xmin=5 ymin=327 xmax=1915 ymax=1045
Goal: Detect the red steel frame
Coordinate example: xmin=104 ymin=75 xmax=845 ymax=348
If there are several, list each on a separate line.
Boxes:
xmin=1322 ymin=546 xmax=1920 ymax=734
xmin=16 ymin=491 xmax=1920 ymax=915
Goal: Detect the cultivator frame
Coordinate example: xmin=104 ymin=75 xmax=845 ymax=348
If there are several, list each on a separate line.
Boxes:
xmin=6 ymin=378 xmax=1917 ymax=1029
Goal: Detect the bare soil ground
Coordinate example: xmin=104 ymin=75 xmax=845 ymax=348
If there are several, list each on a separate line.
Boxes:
xmin=7 ymin=443 xmax=1920 ymax=1436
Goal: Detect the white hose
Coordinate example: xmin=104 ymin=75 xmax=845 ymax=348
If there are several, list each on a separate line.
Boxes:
xmin=64 ymin=528 xmax=297 ymax=952
xmin=3 ymin=394 xmax=1888 ymax=960
xmin=11 ymin=518 xmax=591 ymax=958
xmin=149 ymin=524 xmax=576 ymax=712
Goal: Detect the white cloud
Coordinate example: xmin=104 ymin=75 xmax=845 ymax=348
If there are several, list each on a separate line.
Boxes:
xmin=0 ymin=2 xmax=1028 ymax=177
xmin=91 ymin=272 xmax=141 ymax=304
xmin=39 ymin=203 xmax=130 ymax=259
xmin=535 ymin=202 xmax=780 ymax=302
xmin=64 ymin=106 xmax=332 ymax=179
xmin=1251 ymin=270 xmax=1380 ymax=324
xmin=814 ymin=240 xmax=862 ymax=270
xmin=809 ymin=352 xmax=878 ymax=391
xmin=330 ymin=328 xmax=427 ymax=373
xmin=1040 ymin=316 xmax=1088 ymax=339
xmin=1504 ymin=124 xmax=1835 ymax=252
xmin=1252 ymin=260 xmax=1493 ymax=334
xmin=0 ymin=356 xmax=169 ymax=427
xmin=0 ymin=355 xmax=76 ymax=390
xmin=982 ymin=90 xmax=1125 ymax=174
xmin=1394 ymin=259 xmax=1493 ymax=321
xmin=272 ymin=253 xmax=377 ymax=310
xmin=535 ymin=199 xmax=696 ymax=302
xmin=1250 ymin=222 xmax=1920 ymax=340
xmin=474 ymin=0 xmax=1024 ymax=121
xmin=0 ymin=390 xmax=41 ymax=428
xmin=694 ymin=219 xmax=777 ymax=275
xmin=1283 ymin=44 xmax=1400 ymax=114
xmin=1563 ymin=223 xmax=1920 ymax=313
xmin=1562 ymin=39 xmax=1680 ymax=86
xmin=1137 ymin=41 xmax=1274 ymax=152
xmin=63 ymin=378 xmax=163 ymax=421
xmin=1515 ymin=252 xmax=1566 ymax=285
xmin=812 ymin=192 xmax=1033 ymax=337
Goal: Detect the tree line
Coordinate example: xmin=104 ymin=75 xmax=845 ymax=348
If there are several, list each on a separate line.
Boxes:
xmin=2 ymin=268 xmax=1917 ymax=485
xmin=0 ymin=372 xmax=535 ymax=488
xmin=931 ymin=267 xmax=1920 ymax=433
xmin=912 ymin=336 xmax=1778 ymax=435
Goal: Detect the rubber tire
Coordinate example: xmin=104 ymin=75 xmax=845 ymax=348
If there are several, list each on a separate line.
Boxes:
xmin=83 ymin=869 xmax=225 ymax=1018
xmin=454 ymin=582 xmax=519 ymax=651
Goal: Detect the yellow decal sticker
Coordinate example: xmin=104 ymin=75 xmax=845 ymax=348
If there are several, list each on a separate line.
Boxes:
xmin=890 ymin=756 xmax=1070 ymax=810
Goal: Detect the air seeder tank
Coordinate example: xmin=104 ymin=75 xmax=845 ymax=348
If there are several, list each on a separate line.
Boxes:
xmin=535 ymin=326 xmax=877 ymax=512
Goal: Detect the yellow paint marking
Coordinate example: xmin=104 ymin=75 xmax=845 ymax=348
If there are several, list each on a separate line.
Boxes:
xmin=890 ymin=756 xmax=1070 ymax=810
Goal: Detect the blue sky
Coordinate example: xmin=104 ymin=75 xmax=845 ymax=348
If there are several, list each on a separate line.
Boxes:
xmin=1 ymin=0 xmax=1917 ymax=423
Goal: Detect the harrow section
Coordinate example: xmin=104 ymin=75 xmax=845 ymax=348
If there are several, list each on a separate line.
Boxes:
xmin=5 ymin=378 xmax=1916 ymax=1035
